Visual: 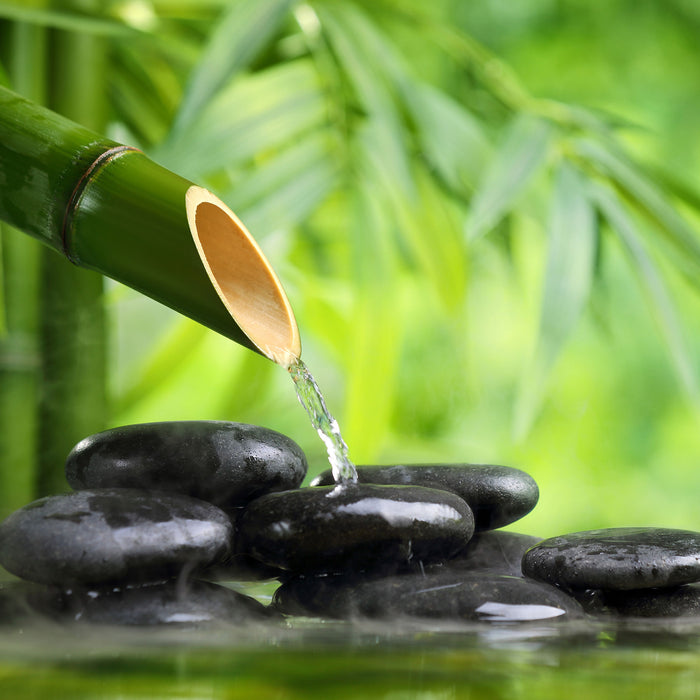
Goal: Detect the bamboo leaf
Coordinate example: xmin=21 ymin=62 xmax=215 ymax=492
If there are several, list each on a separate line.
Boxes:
xmin=0 ymin=2 xmax=138 ymax=36
xmin=172 ymin=0 xmax=294 ymax=135
xmin=111 ymin=69 xmax=170 ymax=147
xmin=227 ymin=132 xmax=332 ymax=210
xmin=467 ymin=115 xmax=551 ymax=241
xmin=157 ymin=60 xmax=326 ymax=178
xmin=0 ymin=62 xmax=9 ymax=88
xmin=592 ymin=183 xmax=700 ymax=403
xmin=317 ymin=3 xmax=414 ymax=197
xmin=645 ymin=164 xmax=700 ymax=215
xmin=229 ymin=133 xmax=339 ymax=235
xmin=110 ymin=42 xmax=183 ymax=148
xmin=514 ymin=162 xmax=596 ymax=439
xmin=403 ymin=82 xmax=490 ymax=193
xmin=574 ymin=138 xmax=700 ymax=275
xmin=237 ymin=159 xmax=338 ymax=239
xmin=323 ymin=0 xmax=488 ymax=203
xmin=382 ymin=166 xmax=469 ymax=312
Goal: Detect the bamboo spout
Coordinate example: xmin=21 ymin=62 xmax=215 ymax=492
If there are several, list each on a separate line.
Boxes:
xmin=0 ymin=85 xmax=300 ymax=364
xmin=186 ymin=186 xmax=300 ymax=365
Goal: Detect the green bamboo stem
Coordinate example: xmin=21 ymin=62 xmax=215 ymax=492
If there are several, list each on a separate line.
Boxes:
xmin=36 ymin=16 xmax=110 ymax=494
xmin=0 ymin=21 xmax=46 ymax=511
xmin=0 ymin=83 xmax=257 ymax=346
xmin=0 ymin=221 xmax=40 ymax=509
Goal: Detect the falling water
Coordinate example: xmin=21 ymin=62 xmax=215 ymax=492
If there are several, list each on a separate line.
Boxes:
xmin=287 ymin=356 xmax=358 ymax=484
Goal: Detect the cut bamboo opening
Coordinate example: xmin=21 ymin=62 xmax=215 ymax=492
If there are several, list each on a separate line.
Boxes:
xmin=185 ymin=186 xmax=301 ymax=366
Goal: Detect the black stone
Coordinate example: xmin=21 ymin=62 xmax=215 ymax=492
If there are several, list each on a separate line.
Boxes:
xmin=522 ymin=527 xmax=700 ymax=591
xmin=311 ymin=464 xmax=538 ymax=530
xmin=237 ymin=483 xmax=475 ymax=575
xmin=594 ymin=584 xmax=700 ymax=618
xmin=437 ymin=531 xmax=541 ymax=577
xmin=275 ymin=570 xmax=583 ymax=622
xmin=0 ymin=489 xmax=232 ymax=585
xmin=32 ymin=579 xmax=276 ymax=626
xmin=66 ymin=421 xmax=307 ymax=510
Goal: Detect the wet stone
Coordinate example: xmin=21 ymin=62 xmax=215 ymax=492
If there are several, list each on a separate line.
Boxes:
xmin=522 ymin=527 xmax=700 ymax=591
xmin=436 ymin=531 xmax=541 ymax=577
xmin=594 ymin=584 xmax=700 ymax=618
xmin=311 ymin=464 xmax=538 ymax=531
xmin=0 ymin=489 xmax=232 ymax=585
xmin=66 ymin=421 xmax=307 ymax=511
xmin=31 ymin=579 xmax=276 ymax=626
xmin=237 ymin=483 xmax=475 ymax=575
xmin=275 ymin=570 xmax=583 ymax=622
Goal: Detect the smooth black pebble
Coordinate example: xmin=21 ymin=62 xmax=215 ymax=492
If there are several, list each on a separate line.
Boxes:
xmin=0 ymin=489 xmax=232 ymax=585
xmin=522 ymin=527 xmax=700 ymax=591
xmin=275 ymin=570 xmax=583 ymax=622
xmin=66 ymin=421 xmax=307 ymax=510
xmin=595 ymin=583 xmax=700 ymax=618
xmin=311 ymin=464 xmax=538 ymax=530
xmin=237 ymin=483 xmax=474 ymax=575
xmin=32 ymin=579 xmax=276 ymax=626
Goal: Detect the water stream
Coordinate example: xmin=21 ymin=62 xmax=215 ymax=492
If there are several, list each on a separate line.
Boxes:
xmin=287 ymin=357 xmax=358 ymax=484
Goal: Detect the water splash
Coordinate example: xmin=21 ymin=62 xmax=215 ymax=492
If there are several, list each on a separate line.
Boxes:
xmin=287 ymin=357 xmax=358 ymax=484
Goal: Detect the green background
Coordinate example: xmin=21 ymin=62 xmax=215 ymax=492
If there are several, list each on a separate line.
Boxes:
xmin=1 ymin=0 xmax=700 ymax=541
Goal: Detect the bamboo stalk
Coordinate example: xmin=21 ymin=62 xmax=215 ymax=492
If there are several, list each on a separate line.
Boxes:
xmin=36 ymin=15 xmax=110 ymax=494
xmin=0 ymin=85 xmax=299 ymax=359
xmin=0 ymin=21 xmax=46 ymax=511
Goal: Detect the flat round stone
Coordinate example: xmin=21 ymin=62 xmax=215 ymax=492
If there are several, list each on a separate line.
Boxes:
xmin=597 ymin=584 xmax=700 ymax=618
xmin=237 ymin=483 xmax=474 ymax=575
xmin=311 ymin=464 xmax=538 ymax=530
xmin=275 ymin=570 xmax=582 ymax=621
xmin=32 ymin=579 xmax=276 ymax=626
xmin=0 ymin=489 xmax=232 ymax=585
xmin=66 ymin=421 xmax=307 ymax=510
xmin=522 ymin=527 xmax=700 ymax=591
xmin=437 ymin=531 xmax=541 ymax=577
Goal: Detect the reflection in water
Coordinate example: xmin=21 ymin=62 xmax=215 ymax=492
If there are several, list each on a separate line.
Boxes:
xmin=3 ymin=576 xmax=700 ymax=700
xmin=475 ymin=601 xmax=566 ymax=622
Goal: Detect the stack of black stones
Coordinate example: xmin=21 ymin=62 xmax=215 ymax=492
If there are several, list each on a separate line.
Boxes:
xmin=1 ymin=420 xmax=700 ymax=627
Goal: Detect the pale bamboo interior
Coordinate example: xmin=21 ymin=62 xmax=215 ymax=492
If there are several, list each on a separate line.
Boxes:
xmin=185 ymin=186 xmax=301 ymax=365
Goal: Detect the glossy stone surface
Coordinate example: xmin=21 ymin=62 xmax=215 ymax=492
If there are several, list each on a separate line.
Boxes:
xmin=438 ymin=531 xmax=541 ymax=577
xmin=275 ymin=570 xmax=583 ymax=622
xmin=237 ymin=483 xmax=474 ymax=575
xmin=0 ymin=489 xmax=232 ymax=585
xmin=311 ymin=464 xmax=538 ymax=530
xmin=66 ymin=421 xmax=307 ymax=510
xmin=33 ymin=579 xmax=275 ymax=626
xmin=597 ymin=584 xmax=700 ymax=618
xmin=522 ymin=528 xmax=700 ymax=591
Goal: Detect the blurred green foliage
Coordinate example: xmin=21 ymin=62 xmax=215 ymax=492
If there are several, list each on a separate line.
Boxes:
xmin=1 ymin=0 xmax=699 ymax=536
